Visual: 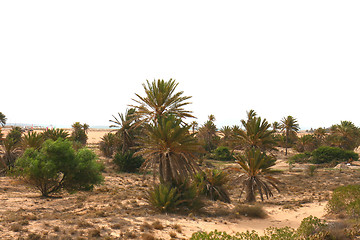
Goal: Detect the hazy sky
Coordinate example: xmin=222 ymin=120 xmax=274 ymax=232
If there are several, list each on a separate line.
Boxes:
xmin=1 ymin=1 xmax=359 ymax=129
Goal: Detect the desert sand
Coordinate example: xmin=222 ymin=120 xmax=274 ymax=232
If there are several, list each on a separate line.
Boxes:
xmin=1 ymin=128 xmax=359 ymax=239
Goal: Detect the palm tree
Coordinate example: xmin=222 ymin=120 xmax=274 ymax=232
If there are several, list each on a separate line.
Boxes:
xmin=190 ymin=121 xmax=198 ymax=134
xmin=110 ymin=108 xmax=138 ymax=154
xmin=130 ymin=79 xmax=195 ymax=125
xmin=219 ymin=126 xmax=233 ymax=147
xmin=0 ymin=112 xmax=6 ymax=127
xmin=272 ymin=121 xmax=280 ymax=132
xmin=314 ymin=127 xmax=327 ymax=145
xmin=197 ymin=115 xmax=219 ymax=152
xmin=280 ymin=116 xmax=300 ymax=156
xmin=136 ymin=115 xmax=201 ymax=185
xmin=235 ymin=110 xmax=276 ymax=152
xmin=328 ymin=121 xmax=360 ymax=150
xmin=231 ymin=148 xmax=280 ymax=202
xmin=21 ymin=131 xmax=44 ymax=150
xmin=296 ymin=134 xmax=316 ymax=152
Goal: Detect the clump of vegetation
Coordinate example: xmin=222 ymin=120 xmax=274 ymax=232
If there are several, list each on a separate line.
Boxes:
xmin=113 ymin=151 xmax=144 ymax=173
xmin=14 ymin=138 xmax=103 ymax=196
xmin=70 ymin=122 xmax=89 ymax=145
xmin=306 ymin=165 xmax=317 ymax=177
xmin=290 ymin=152 xmax=311 ymax=163
xmin=194 ymin=168 xmax=230 ymax=203
xmin=327 ymin=185 xmax=360 ymax=219
xmin=311 ymin=146 xmax=358 ymax=165
xmin=147 ymin=180 xmax=203 ymax=213
xmin=212 ymin=146 xmax=234 ymax=161
xmin=42 ymin=128 xmax=69 ymax=141
xmin=190 ymin=216 xmax=336 ymax=240
xmin=234 ymin=204 xmax=267 ymax=218
xmin=99 ymin=132 xmax=116 ymax=157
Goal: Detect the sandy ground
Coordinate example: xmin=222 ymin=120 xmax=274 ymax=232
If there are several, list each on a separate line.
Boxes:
xmin=1 ymin=128 xmax=360 ymax=239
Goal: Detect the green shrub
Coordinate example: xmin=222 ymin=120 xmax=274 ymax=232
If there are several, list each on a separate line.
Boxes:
xmin=194 ymin=169 xmax=230 ymax=203
xmin=290 ymin=152 xmax=311 ymax=163
xmin=113 ymin=151 xmax=144 ymax=173
xmin=147 ymin=183 xmax=181 ymax=213
xmin=311 ymin=146 xmax=358 ymax=165
xmin=147 ymin=180 xmax=204 ymax=213
xmin=296 ymin=215 xmax=327 ymax=238
xmin=6 ymin=127 xmax=23 ymax=145
xmin=327 ymin=185 xmax=360 ymax=219
xmin=213 ymin=146 xmax=234 ymax=161
xmin=14 ymin=138 xmax=103 ymax=196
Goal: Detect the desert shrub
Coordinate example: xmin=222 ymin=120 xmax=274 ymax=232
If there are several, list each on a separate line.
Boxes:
xmin=296 ymin=215 xmax=327 ymax=238
xmin=311 ymin=146 xmax=358 ymax=165
xmin=194 ymin=169 xmax=230 ymax=203
xmin=327 ymin=185 xmax=360 ymax=219
xmin=234 ymin=204 xmax=267 ymax=219
xmin=306 ymin=165 xmax=317 ymax=177
xmin=113 ymin=151 xmax=144 ymax=173
xmin=14 ymin=138 xmax=103 ymax=196
xmin=147 ymin=183 xmax=181 ymax=213
xmin=264 ymin=226 xmax=296 ymax=239
xmin=213 ymin=146 xmax=234 ymax=161
xmin=147 ymin=181 xmax=203 ymax=213
xmin=290 ymin=152 xmax=311 ymax=163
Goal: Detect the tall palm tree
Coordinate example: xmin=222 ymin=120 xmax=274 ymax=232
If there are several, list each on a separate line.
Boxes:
xmin=136 ymin=115 xmax=201 ymax=185
xmin=235 ymin=110 xmax=276 ymax=152
xmin=197 ymin=115 xmax=218 ymax=152
xmin=110 ymin=108 xmax=138 ymax=154
xmin=314 ymin=127 xmax=327 ymax=145
xmin=219 ymin=126 xmax=232 ymax=147
xmin=190 ymin=121 xmax=198 ymax=134
xmin=231 ymin=148 xmax=280 ymax=203
xmin=0 ymin=112 xmax=6 ymax=127
xmin=280 ymin=116 xmax=300 ymax=156
xmin=130 ymin=79 xmax=195 ymax=125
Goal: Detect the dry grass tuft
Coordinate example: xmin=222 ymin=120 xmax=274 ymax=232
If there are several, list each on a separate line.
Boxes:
xmin=152 ymin=220 xmax=164 ymax=230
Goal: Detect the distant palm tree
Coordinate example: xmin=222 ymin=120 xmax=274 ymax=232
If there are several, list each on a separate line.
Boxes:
xmin=197 ymin=115 xmax=218 ymax=152
xmin=21 ymin=132 xmax=44 ymax=150
xmin=110 ymin=108 xmax=138 ymax=154
xmin=190 ymin=121 xmax=198 ymax=134
xmin=219 ymin=126 xmax=232 ymax=147
xmin=231 ymin=148 xmax=280 ymax=203
xmin=296 ymin=134 xmax=316 ymax=152
xmin=328 ymin=121 xmax=360 ymax=150
xmin=280 ymin=116 xmax=300 ymax=156
xmin=136 ymin=115 xmax=201 ymax=185
xmin=314 ymin=127 xmax=327 ymax=145
xmin=272 ymin=121 xmax=280 ymax=132
xmin=235 ymin=111 xmax=276 ymax=152
xmin=130 ymin=79 xmax=194 ymax=125
xmin=0 ymin=112 xmax=6 ymax=127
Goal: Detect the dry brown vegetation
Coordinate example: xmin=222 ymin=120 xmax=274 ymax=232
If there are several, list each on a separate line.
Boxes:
xmin=1 ymin=129 xmax=360 ymax=239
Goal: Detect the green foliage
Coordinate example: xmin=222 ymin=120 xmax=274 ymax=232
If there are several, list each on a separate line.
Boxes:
xmin=42 ymin=128 xmax=69 ymax=141
xmin=194 ymin=169 xmax=230 ymax=203
xmin=311 ymin=146 xmax=358 ymax=165
xmin=327 ymin=185 xmax=360 ymax=219
xmin=113 ymin=151 xmax=144 ymax=173
xmin=147 ymin=181 xmax=203 ymax=213
xmin=14 ymin=139 xmax=103 ymax=196
xmin=190 ymin=216 xmax=328 ymax=239
xmin=6 ymin=127 xmax=23 ymax=145
xmin=21 ymin=131 xmax=44 ymax=150
xmin=296 ymin=215 xmax=327 ymax=238
xmin=0 ymin=112 xmax=6 ymax=127
xmin=213 ymin=146 xmax=234 ymax=161
xmin=290 ymin=152 xmax=311 ymax=163
xmin=70 ymin=122 xmax=89 ymax=145
xmin=147 ymin=183 xmax=181 ymax=213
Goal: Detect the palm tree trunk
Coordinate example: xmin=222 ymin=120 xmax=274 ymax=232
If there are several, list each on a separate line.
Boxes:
xmin=245 ymin=178 xmax=256 ymax=203
xmin=285 ymin=131 xmax=288 ymax=156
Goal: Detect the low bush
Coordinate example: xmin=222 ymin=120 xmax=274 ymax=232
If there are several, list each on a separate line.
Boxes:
xmin=234 ymin=204 xmax=267 ymax=219
xmin=14 ymin=138 xmax=103 ymax=196
xmin=147 ymin=180 xmax=203 ymax=213
xmin=311 ymin=146 xmax=358 ymax=165
xmin=213 ymin=146 xmax=234 ymax=161
xmin=290 ymin=152 xmax=311 ymax=163
xmin=327 ymin=185 xmax=360 ymax=219
xmin=113 ymin=151 xmax=144 ymax=173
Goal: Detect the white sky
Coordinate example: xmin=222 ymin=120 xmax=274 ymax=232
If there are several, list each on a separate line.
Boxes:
xmin=1 ymin=1 xmax=359 ymax=130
